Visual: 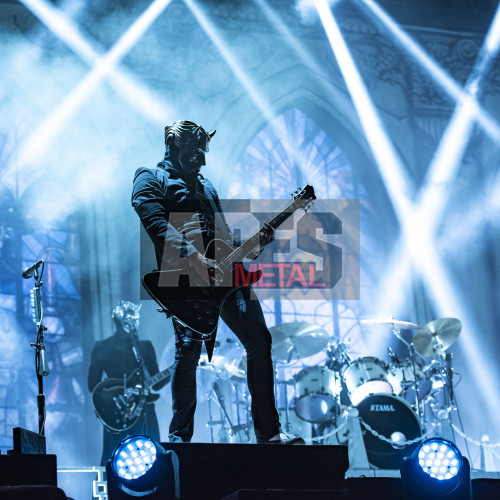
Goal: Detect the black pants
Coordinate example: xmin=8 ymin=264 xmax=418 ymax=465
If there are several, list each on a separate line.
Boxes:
xmin=168 ymin=287 xmax=280 ymax=443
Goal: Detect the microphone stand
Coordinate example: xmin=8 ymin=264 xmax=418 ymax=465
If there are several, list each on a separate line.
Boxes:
xmin=29 ymin=264 xmax=50 ymax=436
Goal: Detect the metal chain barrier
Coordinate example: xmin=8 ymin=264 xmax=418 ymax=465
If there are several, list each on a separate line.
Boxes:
xmin=451 ymin=424 xmax=500 ymax=449
xmin=302 ymin=418 xmax=500 ymax=450
xmin=359 ymin=416 xmax=427 ymax=446
xmin=304 ymin=420 xmax=348 ymax=443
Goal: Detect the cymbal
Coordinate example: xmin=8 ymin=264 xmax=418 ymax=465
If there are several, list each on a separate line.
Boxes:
xmin=361 ymin=318 xmax=421 ymax=329
xmin=270 ymin=322 xmax=329 ymax=362
xmin=413 ymin=318 xmax=462 ymax=357
xmin=229 ymin=356 xmax=247 ymax=382
xmin=199 ymin=339 xmax=245 ymax=383
xmin=197 ymin=358 xmax=218 ymax=400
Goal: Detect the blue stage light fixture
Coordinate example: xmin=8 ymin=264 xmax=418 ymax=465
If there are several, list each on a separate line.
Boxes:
xmin=417 ymin=439 xmax=462 ymax=481
xmin=401 ymin=438 xmax=471 ymax=500
xmin=112 ymin=435 xmax=158 ymax=481
xmin=107 ymin=435 xmax=180 ymax=499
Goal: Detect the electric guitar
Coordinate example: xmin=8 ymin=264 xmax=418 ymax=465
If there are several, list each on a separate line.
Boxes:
xmin=91 ymin=366 xmax=172 ymax=433
xmin=142 ymin=185 xmax=316 ymax=337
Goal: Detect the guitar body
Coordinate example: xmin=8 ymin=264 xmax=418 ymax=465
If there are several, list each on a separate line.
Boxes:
xmin=91 ymin=370 xmax=160 ymax=433
xmin=142 ymin=239 xmax=262 ymax=336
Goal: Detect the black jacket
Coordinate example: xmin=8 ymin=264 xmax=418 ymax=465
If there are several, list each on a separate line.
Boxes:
xmin=131 ymin=154 xmax=236 ymax=270
xmin=88 ymin=332 xmax=168 ymax=393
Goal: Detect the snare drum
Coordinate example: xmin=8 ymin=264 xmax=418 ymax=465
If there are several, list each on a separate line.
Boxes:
xmin=342 ymin=356 xmax=393 ymax=405
xmin=294 ymin=366 xmax=341 ymax=423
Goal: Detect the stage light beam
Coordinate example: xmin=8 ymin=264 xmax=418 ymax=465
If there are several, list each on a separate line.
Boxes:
xmin=376 ymin=0 xmax=500 ymax=316
xmin=13 ymin=0 xmax=173 ymax=171
xmin=315 ymin=0 xmax=500 ymax=421
xmin=184 ymin=0 xmax=306 ymax=176
xmin=355 ymin=0 xmax=500 ymax=143
xmin=18 ymin=0 xmax=171 ymax=124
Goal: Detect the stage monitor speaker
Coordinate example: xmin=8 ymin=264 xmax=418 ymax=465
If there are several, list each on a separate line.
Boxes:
xmin=12 ymin=427 xmax=46 ymax=455
xmin=159 ymin=442 xmax=348 ymax=500
xmin=0 ymin=454 xmax=57 ymax=487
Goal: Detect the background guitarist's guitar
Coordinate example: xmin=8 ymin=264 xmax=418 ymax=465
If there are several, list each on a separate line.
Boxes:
xmin=142 ymin=185 xmax=316 ymax=337
xmin=91 ymin=366 xmax=172 ymax=433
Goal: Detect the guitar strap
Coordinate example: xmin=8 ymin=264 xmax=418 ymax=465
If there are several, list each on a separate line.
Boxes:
xmin=200 ymin=181 xmax=229 ymax=362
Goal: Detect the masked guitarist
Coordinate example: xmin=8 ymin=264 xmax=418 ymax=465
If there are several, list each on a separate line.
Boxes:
xmin=88 ymin=301 xmax=170 ymax=465
xmin=131 ymin=120 xmax=304 ymax=445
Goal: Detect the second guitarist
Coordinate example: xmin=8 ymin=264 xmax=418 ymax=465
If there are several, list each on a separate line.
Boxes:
xmin=131 ymin=120 xmax=304 ymax=445
xmin=88 ymin=301 xmax=169 ymax=465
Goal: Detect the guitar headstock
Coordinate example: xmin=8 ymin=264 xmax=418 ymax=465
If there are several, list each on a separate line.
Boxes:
xmin=292 ymin=185 xmax=316 ymax=212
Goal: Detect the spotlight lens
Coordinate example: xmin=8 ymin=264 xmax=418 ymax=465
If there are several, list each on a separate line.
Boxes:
xmin=112 ymin=435 xmax=157 ymax=480
xmin=417 ymin=439 xmax=462 ymax=480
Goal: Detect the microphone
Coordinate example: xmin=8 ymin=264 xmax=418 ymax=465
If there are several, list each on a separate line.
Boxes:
xmin=446 ymin=352 xmax=454 ymax=402
xmin=38 ymin=347 xmax=50 ymax=377
xmin=388 ymin=347 xmax=400 ymax=364
xmin=22 ymin=260 xmax=43 ymax=279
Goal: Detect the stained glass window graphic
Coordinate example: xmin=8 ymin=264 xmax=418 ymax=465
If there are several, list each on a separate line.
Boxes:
xmin=0 ymin=206 xmax=85 ymax=462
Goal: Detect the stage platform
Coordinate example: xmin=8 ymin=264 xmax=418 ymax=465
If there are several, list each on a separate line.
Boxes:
xmin=1 ymin=444 xmax=500 ymax=499
xmin=104 ymin=442 xmax=500 ymax=500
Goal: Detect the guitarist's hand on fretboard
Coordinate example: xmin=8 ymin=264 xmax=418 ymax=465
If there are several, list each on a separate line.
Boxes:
xmin=249 ymin=222 xmax=276 ymax=259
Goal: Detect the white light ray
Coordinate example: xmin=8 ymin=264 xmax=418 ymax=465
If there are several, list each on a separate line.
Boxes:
xmin=20 ymin=0 xmax=96 ymax=61
xmin=313 ymin=0 xmax=415 ymax=216
xmin=18 ymin=0 xmax=170 ymax=123
xmin=417 ymin=1 xmax=500 ymax=215
xmin=314 ymin=0 xmax=500 ymax=419
xmin=184 ymin=0 xmax=305 ymax=171
xmin=356 ymin=0 xmax=500 ymax=143
xmin=255 ymin=0 xmax=327 ymax=79
xmin=184 ymin=0 xmax=277 ymax=126
xmin=377 ymin=2 xmax=500 ymax=314
xmin=15 ymin=0 xmax=173 ymax=169
xmin=439 ymin=173 xmax=500 ymax=254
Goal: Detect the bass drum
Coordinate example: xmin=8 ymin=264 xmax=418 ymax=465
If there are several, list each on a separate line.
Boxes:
xmin=357 ymin=393 xmax=423 ymax=469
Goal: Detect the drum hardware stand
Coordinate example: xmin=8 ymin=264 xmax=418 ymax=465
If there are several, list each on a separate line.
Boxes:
xmin=283 ymin=380 xmax=296 ymax=433
xmin=231 ymin=381 xmax=252 ymax=443
xmin=431 ymin=348 xmax=456 ymax=442
xmin=210 ymin=381 xmax=241 ymax=442
xmin=206 ymin=383 xmax=226 ymax=443
xmin=274 ymin=360 xmax=294 ymax=433
xmin=206 ymin=396 xmax=217 ymax=443
xmin=391 ymin=324 xmax=426 ymax=421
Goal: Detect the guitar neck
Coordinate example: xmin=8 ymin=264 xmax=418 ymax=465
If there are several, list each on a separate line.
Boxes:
xmin=229 ymin=199 xmax=301 ymax=263
xmin=146 ymin=366 xmax=172 ymax=389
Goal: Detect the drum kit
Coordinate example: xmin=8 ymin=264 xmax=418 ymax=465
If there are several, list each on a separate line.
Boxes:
xmin=199 ymin=317 xmax=462 ymax=469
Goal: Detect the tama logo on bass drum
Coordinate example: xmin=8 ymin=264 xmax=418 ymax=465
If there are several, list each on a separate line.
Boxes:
xmin=370 ymin=404 xmax=396 ymax=412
